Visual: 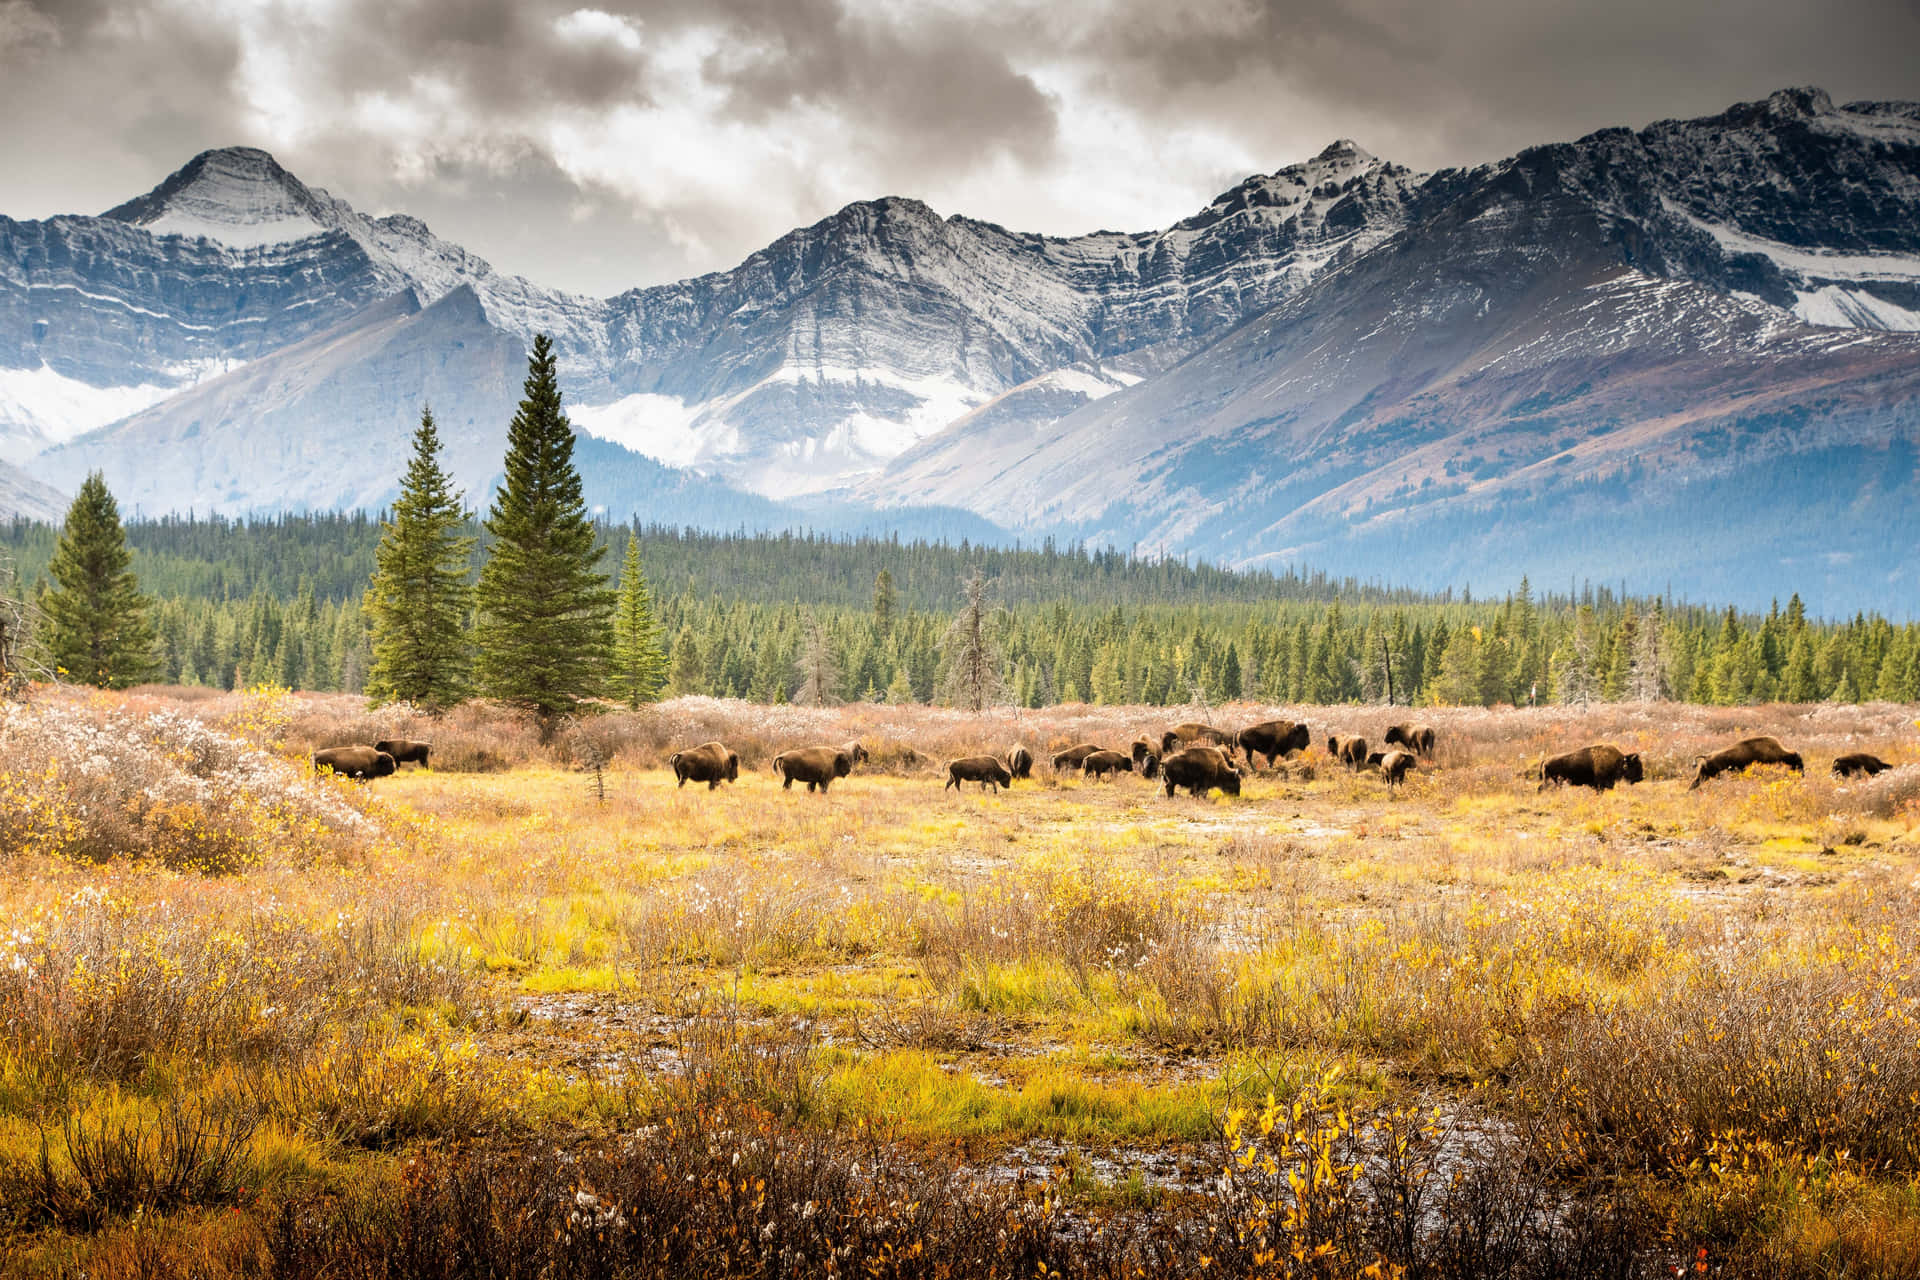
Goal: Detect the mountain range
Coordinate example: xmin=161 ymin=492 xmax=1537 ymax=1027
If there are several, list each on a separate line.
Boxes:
xmin=3 ymin=88 xmax=1917 ymax=610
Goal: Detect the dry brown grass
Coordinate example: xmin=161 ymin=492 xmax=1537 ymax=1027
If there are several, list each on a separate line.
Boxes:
xmin=6 ymin=686 xmax=1920 ymax=1278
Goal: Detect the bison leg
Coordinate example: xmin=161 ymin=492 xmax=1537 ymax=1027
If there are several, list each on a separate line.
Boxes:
xmin=708 ymin=779 xmax=720 ymax=791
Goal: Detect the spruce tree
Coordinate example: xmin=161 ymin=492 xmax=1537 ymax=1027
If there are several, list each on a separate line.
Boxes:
xmin=609 ymin=532 xmax=667 ymax=707
xmin=472 ymin=336 xmax=614 ymax=723
xmin=42 ymin=472 xmax=155 ymax=688
xmin=365 ymin=407 xmax=474 ymax=711
xmin=937 ymin=570 xmax=1007 ymax=711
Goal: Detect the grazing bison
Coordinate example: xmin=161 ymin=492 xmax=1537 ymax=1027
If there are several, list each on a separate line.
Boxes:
xmin=773 ymin=746 xmax=854 ymax=793
xmin=1130 ymin=740 xmax=1162 ymax=778
xmin=1689 ymin=737 xmax=1805 ymax=790
xmin=374 ymin=738 xmax=431 ymax=768
xmin=1328 ymin=735 xmax=1369 ymax=770
xmin=1541 ymin=745 xmax=1643 ymax=792
xmin=1007 ymin=745 xmax=1034 ymax=780
xmin=1383 ymin=724 xmax=1436 ymax=757
xmin=1161 ymin=723 xmax=1236 ymax=758
xmin=1082 ymin=749 xmax=1134 ymax=780
xmin=1235 ymin=720 xmax=1310 ymax=769
xmin=1833 ymin=752 xmax=1893 ymax=779
xmin=670 ymin=741 xmax=740 ymax=790
xmin=313 ymin=745 xmax=396 ymax=780
xmin=1160 ymin=746 xmax=1242 ymax=798
xmin=1052 ymin=743 xmax=1102 ymax=772
xmin=1377 ymin=749 xmax=1416 ymax=787
xmin=946 ymin=755 xmax=1014 ymax=792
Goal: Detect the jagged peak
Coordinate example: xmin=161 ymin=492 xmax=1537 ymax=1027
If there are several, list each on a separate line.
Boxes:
xmin=1313 ymin=138 xmax=1377 ymax=166
xmin=103 ymin=146 xmax=341 ymax=249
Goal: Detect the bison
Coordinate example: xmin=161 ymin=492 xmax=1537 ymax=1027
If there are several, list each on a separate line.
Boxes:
xmin=670 ymin=741 xmax=740 ymax=790
xmin=842 ymin=741 xmax=871 ymax=767
xmin=1082 ymin=749 xmax=1134 ymax=780
xmin=1541 ymin=745 xmax=1643 ymax=792
xmin=1328 ymin=735 xmax=1369 ymax=771
xmin=773 ymin=745 xmax=854 ymax=793
xmin=1689 ymin=737 xmax=1805 ymax=790
xmin=1235 ymin=720 xmax=1309 ymax=769
xmin=1130 ymin=740 xmax=1162 ymax=778
xmin=1377 ymin=749 xmax=1416 ymax=787
xmin=374 ymin=738 xmax=431 ymax=768
xmin=1052 ymin=743 xmax=1102 ymax=772
xmin=946 ymin=755 xmax=1013 ymax=792
xmin=1383 ymin=724 xmax=1436 ymax=757
xmin=313 ymin=745 xmax=396 ymax=780
xmin=1161 ymin=723 xmax=1236 ymax=758
xmin=1007 ymin=745 xmax=1034 ymax=780
xmin=1832 ymin=752 xmax=1893 ymax=779
xmin=1160 ymin=746 xmax=1242 ymax=798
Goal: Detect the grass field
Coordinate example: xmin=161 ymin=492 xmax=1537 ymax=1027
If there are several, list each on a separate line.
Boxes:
xmin=3 ymin=687 xmax=1919 ymax=1276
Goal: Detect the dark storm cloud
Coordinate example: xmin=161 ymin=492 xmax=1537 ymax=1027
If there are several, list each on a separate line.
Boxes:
xmin=1 ymin=0 xmax=1917 ymax=294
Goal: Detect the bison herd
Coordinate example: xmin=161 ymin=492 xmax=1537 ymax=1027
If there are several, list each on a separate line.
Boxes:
xmin=312 ymin=721 xmax=1901 ymax=802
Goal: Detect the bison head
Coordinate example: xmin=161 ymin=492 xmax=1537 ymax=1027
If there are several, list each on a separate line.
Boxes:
xmin=1622 ymin=753 xmax=1644 ymax=784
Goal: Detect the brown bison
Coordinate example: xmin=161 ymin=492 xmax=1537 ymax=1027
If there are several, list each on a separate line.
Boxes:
xmin=1007 ymin=745 xmax=1034 ymax=780
xmin=374 ymin=738 xmax=431 ymax=768
xmin=1689 ymin=737 xmax=1804 ymax=790
xmin=1161 ymin=723 xmax=1237 ymax=758
xmin=313 ymin=745 xmax=396 ymax=780
xmin=1052 ymin=743 xmax=1102 ymax=772
xmin=773 ymin=746 xmax=854 ymax=793
xmin=1376 ymin=749 xmax=1416 ymax=786
xmin=1160 ymin=746 xmax=1242 ymax=798
xmin=1235 ymin=720 xmax=1309 ymax=769
xmin=1328 ymin=735 xmax=1368 ymax=770
xmin=1832 ymin=752 xmax=1893 ymax=779
xmin=670 ymin=741 xmax=740 ymax=789
xmin=1541 ymin=745 xmax=1643 ymax=792
xmin=1130 ymin=740 xmax=1162 ymax=779
xmin=1383 ymin=724 xmax=1436 ymax=757
xmin=946 ymin=756 xmax=1013 ymax=792
xmin=1082 ymin=749 xmax=1134 ymax=780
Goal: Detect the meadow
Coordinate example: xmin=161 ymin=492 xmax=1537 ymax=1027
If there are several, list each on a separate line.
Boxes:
xmin=2 ymin=686 xmax=1919 ymax=1277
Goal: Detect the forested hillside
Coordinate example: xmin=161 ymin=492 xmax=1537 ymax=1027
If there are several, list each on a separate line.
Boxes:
xmin=4 ymin=516 xmax=1914 ymax=706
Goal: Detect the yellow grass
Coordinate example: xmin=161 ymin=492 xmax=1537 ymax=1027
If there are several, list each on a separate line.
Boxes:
xmin=4 ymin=690 xmax=1920 ymax=1274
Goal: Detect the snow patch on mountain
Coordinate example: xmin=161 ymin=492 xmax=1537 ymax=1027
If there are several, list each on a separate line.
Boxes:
xmin=1794 ymin=285 xmax=1920 ymax=331
xmin=570 ymin=392 xmax=715 ymax=467
xmin=0 ymin=364 xmax=195 ymax=463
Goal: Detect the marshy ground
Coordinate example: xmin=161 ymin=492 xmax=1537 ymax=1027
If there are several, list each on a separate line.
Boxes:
xmin=3 ymin=689 xmax=1919 ymax=1276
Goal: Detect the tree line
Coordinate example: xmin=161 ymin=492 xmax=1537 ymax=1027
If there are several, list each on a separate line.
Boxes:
xmin=6 ymin=335 xmax=1917 ymax=711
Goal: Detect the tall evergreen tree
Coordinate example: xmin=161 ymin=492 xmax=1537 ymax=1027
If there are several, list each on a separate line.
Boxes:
xmin=42 ymin=472 xmax=155 ymax=688
xmin=609 ymin=533 xmax=667 ymax=707
xmin=792 ymin=614 xmax=841 ymax=706
xmin=872 ymin=569 xmax=897 ymax=636
xmin=472 ymin=336 xmax=615 ymax=723
xmin=365 ymin=407 xmax=475 ymax=710
xmin=937 ymin=570 xmax=1007 ymax=711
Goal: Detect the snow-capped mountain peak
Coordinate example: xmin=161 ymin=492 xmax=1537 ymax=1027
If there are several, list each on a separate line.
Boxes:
xmin=103 ymin=147 xmax=341 ymax=249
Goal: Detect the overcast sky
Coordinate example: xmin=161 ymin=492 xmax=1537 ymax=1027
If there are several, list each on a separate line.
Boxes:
xmin=4 ymin=0 xmax=1918 ymax=296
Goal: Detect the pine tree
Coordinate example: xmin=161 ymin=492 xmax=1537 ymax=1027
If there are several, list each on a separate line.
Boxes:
xmin=42 ymin=472 xmax=156 ymax=688
xmin=365 ymin=408 xmax=474 ymax=711
xmin=472 ymin=336 xmax=615 ymax=724
xmin=609 ymin=533 xmax=667 ymax=707
xmin=668 ymin=627 xmax=704 ymax=697
xmin=872 ymin=569 xmax=897 ymax=637
xmin=792 ymin=615 xmax=841 ymax=706
xmin=937 ymin=570 xmax=1007 ymax=711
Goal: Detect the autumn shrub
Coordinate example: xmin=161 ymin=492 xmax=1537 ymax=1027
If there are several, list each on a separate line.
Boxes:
xmin=0 ymin=882 xmax=479 ymax=1082
xmin=1514 ymin=922 xmax=1920 ymax=1175
xmin=0 ymin=701 xmax=378 ymax=870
